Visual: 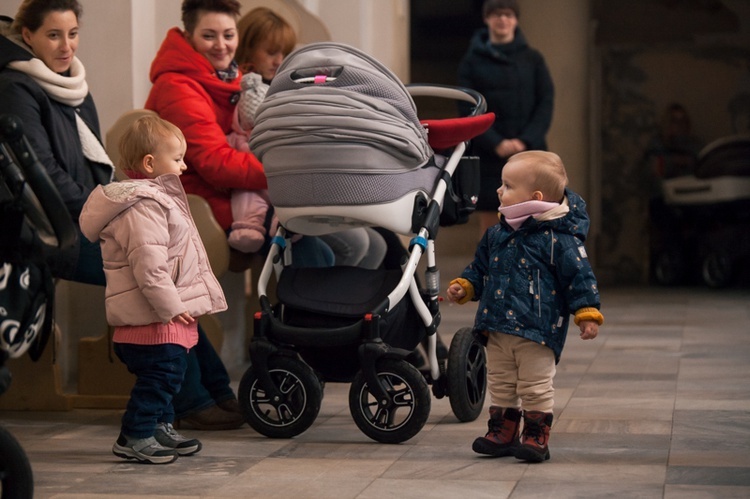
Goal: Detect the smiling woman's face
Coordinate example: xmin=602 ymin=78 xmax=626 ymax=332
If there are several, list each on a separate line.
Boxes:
xmin=22 ymin=9 xmax=79 ymax=73
xmin=186 ymin=11 xmax=238 ymax=72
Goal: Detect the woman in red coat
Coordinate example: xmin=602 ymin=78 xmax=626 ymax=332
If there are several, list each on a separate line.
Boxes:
xmin=145 ymin=1 xmax=265 ymax=231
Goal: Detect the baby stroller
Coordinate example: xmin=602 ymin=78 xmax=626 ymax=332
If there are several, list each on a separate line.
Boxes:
xmin=239 ymin=42 xmax=495 ymax=443
xmin=1 ymin=114 xmax=77 ymax=498
xmin=654 ymin=134 xmax=750 ymax=287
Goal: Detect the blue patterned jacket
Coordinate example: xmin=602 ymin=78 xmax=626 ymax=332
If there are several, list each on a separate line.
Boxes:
xmin=458 ymin=189 xmax=601 ymax=362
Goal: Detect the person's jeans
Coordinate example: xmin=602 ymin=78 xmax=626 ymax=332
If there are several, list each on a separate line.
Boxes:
xmin=172 ymin=327 xmax=234 ymax=419
xmin=291 ymin=236 xmax=335 ymax=267
xmin=114 ymin=343 xmax=187 ymax=438
xmin=72 ymin=235 xmax=106 ymax=286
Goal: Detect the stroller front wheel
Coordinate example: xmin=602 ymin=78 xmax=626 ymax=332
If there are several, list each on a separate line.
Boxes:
xmin=238 ymin=356 xmax=323 ymax=439
xmin=348 ymin=359 xmax=430 ymax=444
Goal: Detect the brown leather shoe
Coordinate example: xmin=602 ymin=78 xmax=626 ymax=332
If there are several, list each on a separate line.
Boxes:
xmin=216 ymin=398 xmax=241 ymax=414
xmin=175 ymin=405 xmax=245 ymax=431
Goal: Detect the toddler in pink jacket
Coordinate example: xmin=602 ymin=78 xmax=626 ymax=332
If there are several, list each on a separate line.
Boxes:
xmin=80 ymin=116 xmax=227 ymax=464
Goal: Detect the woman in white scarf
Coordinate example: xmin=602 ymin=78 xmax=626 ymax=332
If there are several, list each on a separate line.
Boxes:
xmin=0 ymin=0 xmax=113 ymax=284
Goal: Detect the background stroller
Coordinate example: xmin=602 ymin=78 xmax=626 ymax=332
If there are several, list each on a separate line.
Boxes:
xmin=1 ymin=114 xmax=77 ymax=499
xmin=239 ymin=42 xmax=495 ymax=444
xmin=653 ymin=134 xmax=750 ymax=287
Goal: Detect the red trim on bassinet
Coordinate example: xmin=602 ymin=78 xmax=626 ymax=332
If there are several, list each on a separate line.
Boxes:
xmin=420 ymin=112 xmax=495 ymax=150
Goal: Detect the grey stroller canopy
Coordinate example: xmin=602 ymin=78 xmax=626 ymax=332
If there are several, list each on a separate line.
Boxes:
xmin=249 ymin=42 xmax=437 ymax=214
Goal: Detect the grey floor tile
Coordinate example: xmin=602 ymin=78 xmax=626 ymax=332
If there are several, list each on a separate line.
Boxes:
xmin=2 ymin=285 xmax=749 ymax=498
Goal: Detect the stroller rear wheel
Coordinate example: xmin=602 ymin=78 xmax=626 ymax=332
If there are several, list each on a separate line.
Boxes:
xmin=238 ymin=356 xmax=323 ymax=439
xmin=348 ymin=359 xmax=430 ymax=444
xmin=447 ymin=328 xmax=487 ymax=422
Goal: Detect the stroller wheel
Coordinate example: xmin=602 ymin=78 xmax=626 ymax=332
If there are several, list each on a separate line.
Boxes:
xmin=447 ymin=327 xmax=487 ymax=422
xmin=0 ymin=424 xmax=34 ymax=499
xmin=701 ymin=250 xmax=733 ymax=288
xmin=653 ymin=249 xmax=685 ymax=286
xmin=238 ymin=356 xmax=322 ymax=439
xmin=348 ymin=359 xmax=430 ymax=444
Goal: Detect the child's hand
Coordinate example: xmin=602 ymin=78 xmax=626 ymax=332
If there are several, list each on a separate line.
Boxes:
xmin=446 ymin=283 xmax=466 ymax=303
xmin=578 ymin=320 xmax=598 ymax=340
xmin=170 ymin=312 xmax=195 ymax=325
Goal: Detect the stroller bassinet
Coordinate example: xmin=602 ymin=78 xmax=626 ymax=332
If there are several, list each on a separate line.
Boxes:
xmin=240 ymin=42 xmax=494 ymax=443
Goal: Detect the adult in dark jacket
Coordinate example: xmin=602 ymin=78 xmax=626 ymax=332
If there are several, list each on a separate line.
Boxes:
xmin=0 ymin=2 xmax=113 ymax=284
xmin=458 ymin=0 xmax=554 ymax=234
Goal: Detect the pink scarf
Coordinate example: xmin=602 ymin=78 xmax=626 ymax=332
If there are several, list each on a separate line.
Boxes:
xmin=498 ymin=200 xmax=560 ymax=230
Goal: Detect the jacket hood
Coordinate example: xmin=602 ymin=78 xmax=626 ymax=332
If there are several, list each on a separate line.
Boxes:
xmin=467 ymin=26 xmax=529 ymax=60
xmin=541 ymin=188 xmax=590 ymax=242
xmin=149 ymin=27 xmax=240 ymax=106
xmin=80 ymin=174 xmax=184 ymax=242
xmin=0 ymin=16 xmax=33 ymax=68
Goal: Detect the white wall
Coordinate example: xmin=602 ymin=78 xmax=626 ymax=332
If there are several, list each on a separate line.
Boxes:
xmin=1 ymin=0 xmax=409 ymax=134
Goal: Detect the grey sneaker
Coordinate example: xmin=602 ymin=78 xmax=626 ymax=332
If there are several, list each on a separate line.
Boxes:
xmin=154 ymin=422 xmax=202 ymax=456
xmin=112 ymin=434 xmax=178 ymax=464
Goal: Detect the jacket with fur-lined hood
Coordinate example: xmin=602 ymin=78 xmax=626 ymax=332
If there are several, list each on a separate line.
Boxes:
xmin=79 ymin=173 xmax=227 ymax=326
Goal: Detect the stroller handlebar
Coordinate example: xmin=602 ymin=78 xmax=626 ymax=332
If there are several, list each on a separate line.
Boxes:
xmin=406 ymin=84 xmax=487 ymax=116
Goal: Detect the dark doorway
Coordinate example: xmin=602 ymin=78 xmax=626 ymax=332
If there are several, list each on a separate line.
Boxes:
xmin=409 ymin=0 xmax=484 ymax=117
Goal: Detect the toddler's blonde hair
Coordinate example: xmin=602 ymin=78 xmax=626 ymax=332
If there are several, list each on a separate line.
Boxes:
xmin=510 ymin=150 xmax=568 ymax=202
xmin=119 ymin=116 xmax=185 ymax=173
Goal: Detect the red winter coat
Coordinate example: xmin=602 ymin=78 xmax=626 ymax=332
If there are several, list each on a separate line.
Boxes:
xmin=145 ymin=28 xmax=267 ymax=230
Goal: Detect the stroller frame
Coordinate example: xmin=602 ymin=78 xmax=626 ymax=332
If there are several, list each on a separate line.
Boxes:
xmin=239 ymin=49 xmax=492 ymax=443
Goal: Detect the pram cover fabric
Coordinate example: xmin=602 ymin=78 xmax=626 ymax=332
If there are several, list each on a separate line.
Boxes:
xmin=249 ymin=42 xmax=437 ymax=208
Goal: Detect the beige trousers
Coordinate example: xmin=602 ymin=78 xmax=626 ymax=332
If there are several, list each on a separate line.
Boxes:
xmin=486 ymin=332 xmax=556 ymax=413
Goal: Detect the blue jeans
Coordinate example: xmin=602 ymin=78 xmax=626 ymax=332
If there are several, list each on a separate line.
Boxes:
xmin=291 ymin=236 xmax=335 ymax=267
xmin=172 ymin=327 xmax=234 ymax=419
xmin=114 ymin=343 xmax=187 ymax=438
xmin=46 ymin=229 xmax=106 ymax=286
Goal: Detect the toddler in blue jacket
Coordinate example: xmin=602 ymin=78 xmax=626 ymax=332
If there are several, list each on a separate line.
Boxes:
xmin=447 ymin=150 xmax=603 ymax=463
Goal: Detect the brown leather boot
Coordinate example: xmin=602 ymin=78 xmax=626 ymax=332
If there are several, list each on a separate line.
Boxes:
xmin=472 ymin=406 xmax=521 ymax=456
xmin=515 ymin=411 xmax=553 ymax=463
xmin=174 ymin=404 xmax=245 ymax=431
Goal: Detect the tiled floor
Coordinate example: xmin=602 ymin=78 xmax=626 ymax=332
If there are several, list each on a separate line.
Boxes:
xmin=2 ymin=282 xmax=749 ymax=498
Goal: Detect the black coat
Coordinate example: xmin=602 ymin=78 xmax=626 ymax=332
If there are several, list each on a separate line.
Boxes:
xmin=0 ymin=18 xmax=111 ymax=221
xmin=458 ymin=27 xmax=554 ymax=161
xmin=0 ymin=17 xmax=111 ymax=279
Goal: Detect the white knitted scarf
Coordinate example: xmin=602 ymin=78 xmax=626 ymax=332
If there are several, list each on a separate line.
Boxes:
xmin=7 ymin=37 xmax=114 ymax=173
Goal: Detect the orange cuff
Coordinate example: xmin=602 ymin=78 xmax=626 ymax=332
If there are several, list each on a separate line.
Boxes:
xmin=449 ymin=278 xmax=474 ymax=304
xmin=574 ymin=307 xmax=604 ymax=326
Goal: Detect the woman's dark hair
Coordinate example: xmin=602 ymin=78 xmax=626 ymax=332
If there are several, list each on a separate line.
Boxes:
xmin=11 ymin=0 xmax=82 ymax=33
xmin=181 ymin=0 xmax=241 ymax=34
xmin=482 ymin=0 xmax=520 ymax=18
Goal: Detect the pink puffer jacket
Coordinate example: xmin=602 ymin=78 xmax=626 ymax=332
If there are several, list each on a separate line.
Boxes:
xmin=79 ymin=174 xmax=227 ymax=326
